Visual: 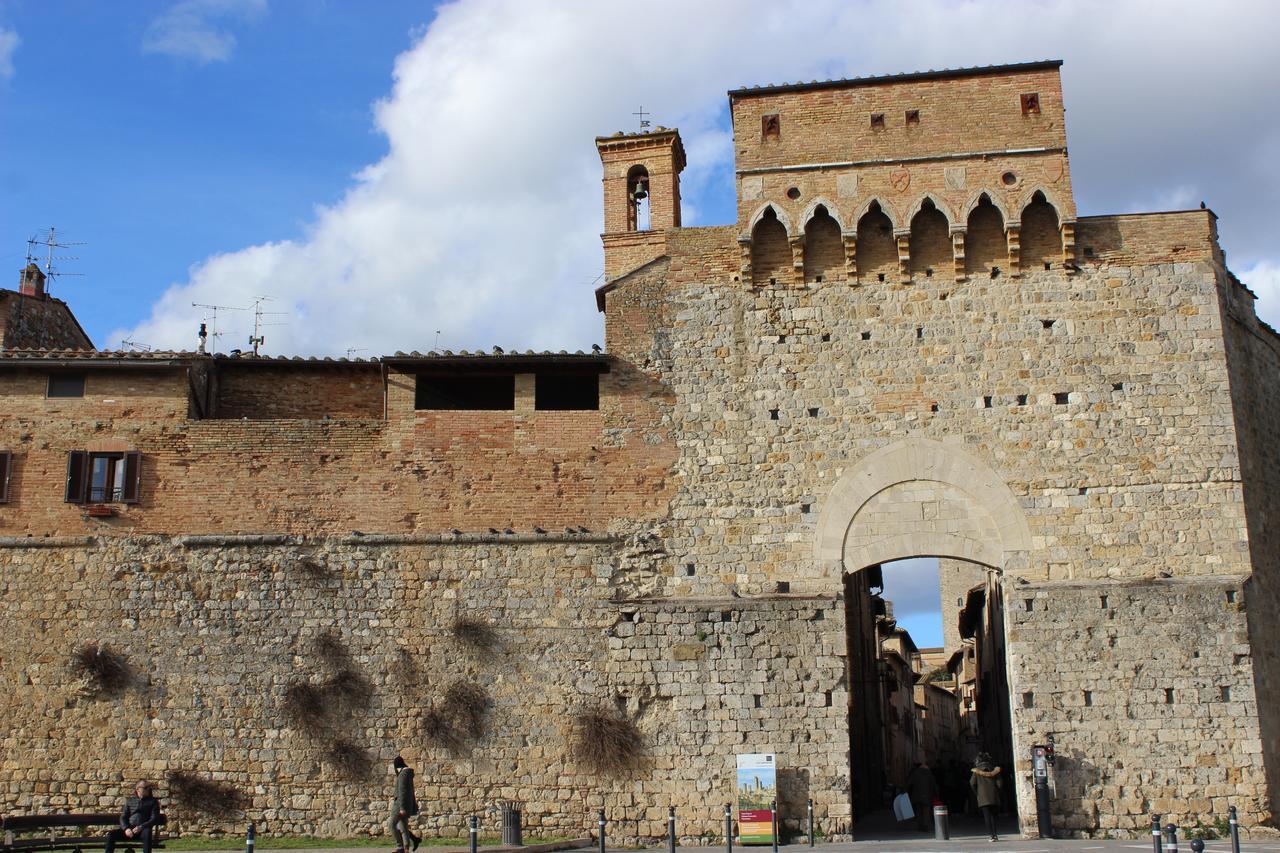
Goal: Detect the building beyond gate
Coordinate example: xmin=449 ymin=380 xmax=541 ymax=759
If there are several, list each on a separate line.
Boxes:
xmin=2 ymin=60 xmax=1279 ymax=840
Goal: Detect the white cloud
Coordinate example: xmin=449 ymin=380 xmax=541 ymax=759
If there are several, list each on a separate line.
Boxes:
xmin=0 ymin=27 xmax=17 ymax=79
xmin=141 ymin=0 xmax=266 ymax=64
xmin=116 ymin=0 xmax=1280 ymax=355
xmin=1241 ymin=261 xmax=1280 ymax=330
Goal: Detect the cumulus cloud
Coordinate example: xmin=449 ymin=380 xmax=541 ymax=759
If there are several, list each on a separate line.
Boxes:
xmin=141 ymin=0 xmax=266 ymax=64
xmin=1241 ymin=261 xmax=1280 ymax=329
xmin=0 ymin=27 xmax=17 ymax=79
xmin=116 ymin=0 xmax=1280 ymax=355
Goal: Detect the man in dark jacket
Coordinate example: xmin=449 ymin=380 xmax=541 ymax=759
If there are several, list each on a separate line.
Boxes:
xmin=104 ymin=780 xmax=159 ymax=853
xmin=904 ymin=762 xmax=939 ymax=832
xmin=388 ymin=755 xmax=420 ymax=853
xmin=969 ymin=753 xmax=1004 ymax=842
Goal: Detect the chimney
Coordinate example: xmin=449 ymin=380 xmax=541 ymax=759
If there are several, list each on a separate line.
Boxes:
xmin=19 ymin=263 xmax=45 ymax=298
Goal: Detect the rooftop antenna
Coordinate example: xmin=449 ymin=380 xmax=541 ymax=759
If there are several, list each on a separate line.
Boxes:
xmin=248 ymin=295 xmax=288 ymax=356
xmin=632 ymin=106 xmax=651 ymax=131
xmin=119 ymin=338 xmax=153 ymax=352
xmin=26 ymin=227 xmax=86 ymax=295
xmin=345 ymin=347 xmax=367 ymax=359
xmin=433 ymin=330 xmax=442 ymax=351
xmin=191 ymin=302 xmax=245 ymax=353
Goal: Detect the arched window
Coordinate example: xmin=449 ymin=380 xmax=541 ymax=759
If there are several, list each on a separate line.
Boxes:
xmin=803 ymin=205 xmax=843 ymax=283
xmin=627 ymin=165 xmax=651 ymax=232
xmin=909 ymin=199 xmax=950 ymax=276
xmin=855 ymin=202 xmax=896 ymax=281
xmin=750 ymin=207 xmax=791 ymax=286
xmin=965 ymin=195 xmax=1005 ymax=276
xmin=1020 ymin=191 xmax=1061 ymax=269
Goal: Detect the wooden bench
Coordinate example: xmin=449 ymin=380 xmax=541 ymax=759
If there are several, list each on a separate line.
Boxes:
xmin=2 ymin=814 xmax=166 ymax=853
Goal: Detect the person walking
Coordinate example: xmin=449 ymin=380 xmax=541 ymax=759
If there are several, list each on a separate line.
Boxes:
xmin=969 ymin=753 xmax=1004 ymax=842
xmin=388 ymin=755 xmax=421 ymax=853
xmin=104 ymin=780 xmax=160 ymax=853
xmin=904 ymin=761 xmax=939 ymax=833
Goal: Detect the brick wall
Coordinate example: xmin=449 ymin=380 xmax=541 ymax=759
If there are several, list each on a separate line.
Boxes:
xmin=0 ymin=291 xmax=93 ymax=350
xmin=214 ymin=365 xmax=383 ymax=419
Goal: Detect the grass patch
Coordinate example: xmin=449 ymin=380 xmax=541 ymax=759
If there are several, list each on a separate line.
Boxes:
xmin=70 ymin=642 xmax=133 ymax=698
xmin=569 ymin=706 xmax=644 ymax=777
xmin=164 ymin=836 xmax=573 ymax=850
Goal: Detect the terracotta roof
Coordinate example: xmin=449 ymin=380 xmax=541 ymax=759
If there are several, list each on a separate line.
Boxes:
xmin=728 ymin=59 xmax=1063 ymax=98
xmin=0 ymin=348 xmax=195 ymax=362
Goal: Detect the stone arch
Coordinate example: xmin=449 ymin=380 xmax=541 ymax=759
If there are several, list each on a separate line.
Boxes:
xmin=803 ymin=204 xmax=844 ymax=282
xmin=626 ymin=164 xmax=651 ymax=232
xmin=908 ymin=198 xmax=951 ymax=275
xmin=799 ymin=197 xmax=846 ymax=234
xmin=903 ymin=193 xmax=957 ymax=231
xmin=961 ymin=189 xmax=1009 ymax=223
xmin=965 ymin=193 xmax=1007 ymax=275
xmin=745 ymin=202 xmax=795 ymax=239
xmin=855 ymin=201 xmax=897 ymax=280
xmin=1015 ymin=185 xmax=1067 ymax=223
xmin=852 ymin=197 xmax=899 ymax=232
xmin=1020 ymin=190 xmax=1062 ymax=269
xmin=814 ymin=437 xmax=1031 ymax=578
xmin=750 ymin=207 xmax=791 ymax=286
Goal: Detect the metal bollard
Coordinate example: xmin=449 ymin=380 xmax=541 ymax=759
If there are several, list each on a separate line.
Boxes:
xmin=933 ymin=804 xmax=949 ymax=841
xmin=1191 ymin=841 xmax=1205 ymax=853
xmin=771 ymin=801 xmax=778 ymax=853
xmin=1229 ymin=806 xmax=1241 ymax=853
xmin=725 ymin=803 xmax=733 ymax=853
xmin=1152 ymin=814 xmax=1163 ymax=853
xmin=668 ymin=806 xmax=676 ymax=853
xmin=598 ymin=809 xmax=606 ymax=853
xmin=1165 ymin=824 xmax=1179 ymax=853
xmin=245 ymin=823 xmax=255 ymax=853
xmin=808 ymin=799 xmax=814 ymax=847
xmin=469 ymin=816 xmax=478 ymax=853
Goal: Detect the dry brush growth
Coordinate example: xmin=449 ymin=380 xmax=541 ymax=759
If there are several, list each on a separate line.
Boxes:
xmin=570 ymin=707 xmax=645 ymax=777
xmin=69 ymin=642 xmax=133 ymax=698
xmin=165 ymin=771 xmax=244 ymax=819
xmin=421 ymin=680 xmax=491 ymax=751
xmin=451 ymin=617 xmax=499 ymax=657
xmin=324 ymin=738 xmax=374 ymax=781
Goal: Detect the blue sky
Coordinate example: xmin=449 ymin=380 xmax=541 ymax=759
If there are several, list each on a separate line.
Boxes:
xmin=2 ymin=0 xmax=1279 ymax=356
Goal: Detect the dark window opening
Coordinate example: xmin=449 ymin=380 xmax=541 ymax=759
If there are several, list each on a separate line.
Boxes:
xmin=930 ymin=403 xmax=939 ymax=413
xmin=1016 ymin=394 xmax=1028 ymax=406
xmin=1054 ymin=392 xmax=1070 ymax=405
xmin=47 ymin=373 xmax=86 ymax=398
xmin=821 ymin=333 xmax=831 ymax=342
xmin=861 ymin=331 xmax=871 ymax=340
xmin=684 ymin=563 xmax=696 ymax=577
xmin=1021 ymin=92 xmax=1041 ymax=115
xmin=1083 ymin=690 xmax=1093 ymax=707
xmin=916 ymin=327 xmax=924 ymax=339
xmin=761 ymin=113 xmax=781 ymax=139
xmin=808 ymin=407 xmax=819 ymax=418
xmin=1112 ymin=382 xmax=1124 ymax=392
xmin=1042 ymin=319 xmax=1056 ymax=329
xmin=877 ymin=273 xmax=885 ymax=282
xmin=775 ymin=581 xmax=791 ymax=593
xmin=1165 ymin=688 xmax=1175 ymax=704
xmin=983 ymin=396 xmax=993 ymax=409
xmin=65 ymin=450 xmax=141 ymax=504
xmin=1084 ymin=247 xmax=1095 ymax=258
xmin=0 ymin=451 xmax=10 ymax=503
xmin=1022 ymin=692 xmax=1034 ymax=709
xmin=416 ymin=375 xmax=515 ymax=410
xmin=1226 ymin=590 xmax=1237 ymax=604
xmin=870 ymin=113 xmax=885 ymax=129
xmin=778 ymin=334 xmax=786 ymax=343
xmin=815 ymin=275 xmax=823 ymax=283
xmin=1221 ymin=686 xmax=1231 ymax=702
xmin=535 ymin=373 xmax=599 ymax=411
xmin=801 ymin=504 xmax=811 ymax=515
xmin=1100 ymin=595 xmax=1109 ymax=609
xmin=769 ymin=408 xmax=779 ymax=420
xmin=905 ymin=109 xmax=920 ymax=126
xmin=991 ymin=266 xmax=1000 ymax=278
xmin=786 ymin=186 xmax=801 ymax=200
xmin=1044 ymin=262 xmax=1052 ymax=271
xmin=1023 ymin=598 xmax=1033 ymax=612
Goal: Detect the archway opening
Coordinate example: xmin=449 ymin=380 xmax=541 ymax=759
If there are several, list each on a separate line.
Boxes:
xmin=908 ymin=199 xmax=950 ymax=276
xmin=843 ymin=556 xmax=1018 ymax=840
xmin=855 ymin=202 xmax=896 ymax=281
xmin=627 ymin=165 xmax=651 ymax=231
xmin=751 ymin=207 xmax=791 ymax=286
xmin=965 ymin=195 xmax=1006 ymax=276
xmin=803 ymin=205 xmax=843 ymax=283
xmin=1020 ymin=191 xmax=1061 ymax=270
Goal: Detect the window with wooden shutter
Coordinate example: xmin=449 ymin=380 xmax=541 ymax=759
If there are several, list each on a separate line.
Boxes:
xmin=65 ymin=450 xmax=88 ymax=504
xmin=122 ymin=452 xmax=142 ymax=504
xmin=0 ymin=451 xmax=11 ymax=503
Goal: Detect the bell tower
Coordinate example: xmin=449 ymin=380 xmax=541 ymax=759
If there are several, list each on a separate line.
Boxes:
xmin=596 ymin=128 xmax=685 ymax=279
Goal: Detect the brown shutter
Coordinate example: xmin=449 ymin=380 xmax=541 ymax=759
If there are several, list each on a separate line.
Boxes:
xmin=0 ymin=451 xmax=10 ymax=503
xmin=122 ymin=452 xmax=142 ymax=504
xmin=65 ymin=450 xmax=88 ymax=504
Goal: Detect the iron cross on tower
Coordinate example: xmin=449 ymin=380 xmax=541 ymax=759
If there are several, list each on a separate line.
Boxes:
xmin=633 ymin=106 xmax=651 ymax=131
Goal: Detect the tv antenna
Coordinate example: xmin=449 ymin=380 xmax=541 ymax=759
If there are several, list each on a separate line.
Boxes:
xmin=345 ymin=347 xmax=367 ymax=359
xmin=119 ymin=338 xmax=153 ymax=352
xmin=633 ymin=106 xmax=651 ymax=131
xmin=26 ymin=227 xmax=86 ymax=294
xmin=191 ymin=302 xmax=245 ymax=353
xmin=248 ymin=295 xmax=288 ymax=355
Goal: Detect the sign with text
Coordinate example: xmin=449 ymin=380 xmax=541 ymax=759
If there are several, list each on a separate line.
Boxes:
xmin=736 ymin=753 xmax=776 ymax=845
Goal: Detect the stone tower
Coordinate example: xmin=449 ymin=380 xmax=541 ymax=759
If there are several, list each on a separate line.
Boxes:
xmin=596 ymin=128 xmax=685 ymax=279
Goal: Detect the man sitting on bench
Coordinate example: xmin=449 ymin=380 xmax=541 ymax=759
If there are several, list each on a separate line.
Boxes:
xmin=104 ymin=781 xmax=159 ymax=853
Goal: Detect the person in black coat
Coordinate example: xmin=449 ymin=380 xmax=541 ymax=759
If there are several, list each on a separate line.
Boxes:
xmin=104 ymin=781 xmax=160 ymax=853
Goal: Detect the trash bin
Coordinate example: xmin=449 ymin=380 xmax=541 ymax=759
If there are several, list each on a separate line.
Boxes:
xmin=501 ymin=801 xmax=523 ymax=847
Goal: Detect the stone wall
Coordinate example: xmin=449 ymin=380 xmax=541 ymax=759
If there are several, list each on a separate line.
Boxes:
xmin=1005 ymin=576 xmax=1265 ymax=835
xmin=0 ymin=537 xmax=850 ymax=844
xmin=0 ymin=291 xmax=93 ymax=350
